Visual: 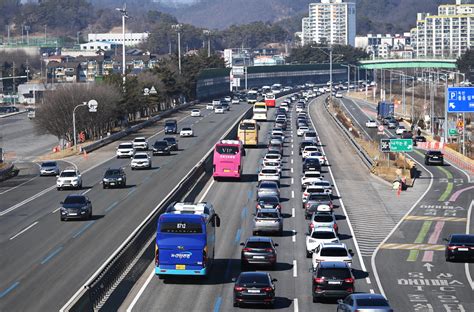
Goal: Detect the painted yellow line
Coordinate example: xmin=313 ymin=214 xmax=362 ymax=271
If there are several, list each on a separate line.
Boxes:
xmin=381 ymin=243 xmax=445 ymax=251
xmin=404 ymin=216 xmax=467 ymax=222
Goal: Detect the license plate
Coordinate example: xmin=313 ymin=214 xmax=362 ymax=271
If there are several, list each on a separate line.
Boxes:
xmin=458 ymin=248 xmax=469 ymax=251
xmin=248 ymin=289 xmax=260 ymax=293
xmin=224 ymin=169 xmax=230 ymax=173
xmin=69 ymin=212 xmax=77 ymax=216
xmin=253 ymin=256 xmax=265 ymax=259
xmin=328 ymin=281 xmax=341 ymax=285
xmin=433 ymin=157 xmax=438 ymax=159
xmin=110 ymin=183 xmax=115 ymax=185
xmin=176 ymin=264 xmax=186 ymax=270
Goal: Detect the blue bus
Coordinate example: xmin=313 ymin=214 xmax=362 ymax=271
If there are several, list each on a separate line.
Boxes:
xmin=155 ymin=202 xmax=221 ymax=277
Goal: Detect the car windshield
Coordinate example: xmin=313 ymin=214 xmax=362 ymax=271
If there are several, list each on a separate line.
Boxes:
xmin=42 ymin=162 xmax=57 ymax=167
xmin=182 ymin=128 xmax=191 ymax=131
xmin=257 ymin=212 xmax=279 ymax=218
xmin=306 ymin=173 xmax=321 ymax=178
xmin=259 ymin=196 xmax=279 ymax=204
xmin=305 ymin=159 xmax=320 ymax=165
xmin=134 ymin=138 xmax=146 ymax=142
xmin=429 ymin=151 xmax=443 ymax=156
xmin=305 ymin=133 xmax=316 ymax=137
xmin=314 ymin=182 xmax=330 ymax=187
xmin=240 ymin=123 xmax=256 ymax=130
xmin=262 ymin=169 xmax=277 ymax=174
xmin=312 ymin=231 xmax=336 ymax=239
xmin=106 ymin=170 xmax=122 ymax=176
xmin=318 ymin=268 xmax=351 ymax=279
xmin=163 ymin=138 xmax=176 ymax=144
xmin=320 ymin=247 xmax=348 ymax=257
xmin=134 ymin=154 xmax=148 ymax=159
xmin=238 ymin=273 xmax=270 ymax=285
xmin=244 ymin=242 xmax=272 ymax=249
xmin=451 ymin=235 xmax=474 ymax=244
xmin=64 ymin=196 xmax=86 ymax=204
xmin=119 ymin=144 xmax=133 ymax=149
xmin=154 ymin=141 xmax=168 ymax=147
xmin=60 ymin=171 xmax=77 ymax=177
xmin=309 ymin=194 xmax=329 ymax=200
xmin=314 ymin=215 xmax=334 ymax=222
xmin=260 ymin=182 xmax=277 ymax=189
xmin=356 ymin=298 xmax=390 ymax=307
xmin=192 ymin=109 xmax=199 ymax=112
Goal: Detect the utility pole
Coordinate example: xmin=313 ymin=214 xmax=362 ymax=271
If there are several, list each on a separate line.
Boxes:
xmin=329 ymin=46 xmax=333 ymax=100
xmin=116 ymin=4 xmax=129 ymax=90
xmin=203 ymin=30 xmax=211 ymax=57
xmin=172 ymin=24 xmax=183 ymax=74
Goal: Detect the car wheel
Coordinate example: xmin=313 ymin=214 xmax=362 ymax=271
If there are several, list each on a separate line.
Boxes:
xmin=103 ymin=184 xmax=106 ymax=189
xmin=233 ymin=301 xmax=239 ymax=308
xmin=306 ymin=250 xmax=311 ymax=258
xmin=122 ymin=181 xmax=126 ymax=187
xmin=89 ymin=211 xmax=93 ymax=220
xmin=60 ymin=217 xmax=65 ymax=221
xmin=131 ymin=167 xmax=135 ymax=170
xmin=57 ymin=187 xmax=61 ymax=191
xmin=313 ymin=296 xmax=318 ymax=303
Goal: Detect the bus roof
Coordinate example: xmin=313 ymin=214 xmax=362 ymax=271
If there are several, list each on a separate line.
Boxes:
xmin=217 ymin=139 xmax=242 ymax=146
xmin=240 ymin=119 xmax=257 ymax=124
xmin=166 ymin=202 xmax=213 ymax=216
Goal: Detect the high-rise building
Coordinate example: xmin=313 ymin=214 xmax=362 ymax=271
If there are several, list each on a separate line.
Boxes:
xmin=411 ymin=0 xmax=474 ymax=58
xmin=300 ymin=0 xmax=356 ymax=46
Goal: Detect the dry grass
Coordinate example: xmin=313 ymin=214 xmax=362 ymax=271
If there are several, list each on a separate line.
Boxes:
xmin=35 ymin=147 xmax=82 ymax=161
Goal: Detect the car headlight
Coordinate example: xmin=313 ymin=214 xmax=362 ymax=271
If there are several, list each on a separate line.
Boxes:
xmin=117 ymin=178 xmax=122 ymax=181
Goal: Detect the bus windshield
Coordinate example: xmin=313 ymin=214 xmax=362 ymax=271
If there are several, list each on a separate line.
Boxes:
xmin=215 ymin=145 xmax=239 ymax=155
xmin=239 ymin=123 xmax=256 ymax=130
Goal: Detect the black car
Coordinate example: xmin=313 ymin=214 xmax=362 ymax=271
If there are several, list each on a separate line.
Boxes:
xmin=444 ymin=234 xmax=474 ymax=262
xmin=152 ymin=140 xmax=171 ymax=156
xmin=102 ymin=168 xmax=126 ymax=188
xmin=60 ymin=194 xmax=92 ymax=221
xmin=256 ymin=195 xmax=281 ymax=211
xmin=424 ymin=150 xmax=444 ymax=165
xmin=312 ymin=261 xmax=354 ymax=302
xmin=163 ymin=137 xmax=178 ymax=151
xmin=240 ymin=237 xmax=278 ymax=269
xmin=233 ymin=272 xmax=277 ymax=307
xmin=303 ymin=158 xmax=322 ymax=172
xmin=300 ymin=140 xmax=316 ymax=155
xmin=413 ymin=135 xmax=426 ymax=146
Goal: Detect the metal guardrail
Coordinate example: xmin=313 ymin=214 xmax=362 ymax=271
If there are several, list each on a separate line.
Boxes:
xmin=323 ymin=97 xmax=375 ymax=169
xmin=81 ymin=102 xmax=197 ymax=154
xmin=63 ymin=92 xmax=292 ymax=311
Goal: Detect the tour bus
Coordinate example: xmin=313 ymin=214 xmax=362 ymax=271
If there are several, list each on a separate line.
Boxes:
xmin=271 ymin=83 xmax=282 ymax=94
xmin=238 ymin=119 xmax=259 ymax=147
xmin=213 ymin=140 xmax=244 ymax=179
xmin=155 ymin=202 xmax=220 ymax=277
xmin=247 ymin=90 xmax=258 ymax=104
xmin=253 ymin=102 xmax=268 ymax=121
xmin=265 ymin=92 xmax=276 ymax=107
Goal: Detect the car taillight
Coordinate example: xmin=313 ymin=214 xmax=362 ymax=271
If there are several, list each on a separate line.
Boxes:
xmin=344 ymin=277 xmax=354 ymax=283
xmin=333 ymin=223 xmax=338 ymax=231
xmin=276 ymin=204 xmax=281 ymax=210
xmin=243 ymin=248 xmax=252 ymax=252
xmin=234 ymin=286 xmax=246 ymax=291
xmin=310 ymin=223 xmax=314 ymax=229
xmin=314 ymin=277 xmax=324 ymax=284
xmin=303 ymin=192 xmax=308 ymax=197
xmin=262 ymin=287 xmax=273 ymax=292
xmin=448 ymin=246 xmax=457 ymax=250
xmin=305 ymin=203 xmax=310 ymax=208
xmin=265 ymin=248 xmax=274 ymax=252
xmin=155 ymin=245 xmax=159 ymax=266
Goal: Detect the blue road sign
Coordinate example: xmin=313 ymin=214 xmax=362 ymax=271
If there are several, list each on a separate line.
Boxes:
xmin=447 ymin=87 xmax=474 ymax=113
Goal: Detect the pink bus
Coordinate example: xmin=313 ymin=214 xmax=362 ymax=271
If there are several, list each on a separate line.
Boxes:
xmin=213 ymin=140 xmax=244 ymax=180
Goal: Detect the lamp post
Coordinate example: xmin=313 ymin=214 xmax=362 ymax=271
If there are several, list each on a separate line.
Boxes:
xmin=116 ymin=4 xmax=129 ymax=89
xmin=203 ymin=29 xmax=211 ymax=57
xmin=312 ymin=46 xmax=334 ymax=99
xmin=73 ymin=100 xmax=98 ymax=150
xmin=172 ymin=24 xmax=183 ymax=75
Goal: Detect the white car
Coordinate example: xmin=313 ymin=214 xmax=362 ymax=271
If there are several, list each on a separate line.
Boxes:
xmin=301 ymin=172 xmax=323 ymax=190
xmin=214 ymin=106 xmax=224 ymax=114
xmin=306 ymin=227 xmax=339 ymax=258
xmin=258 ymin=167 xmax=280 ymax=184
xmin=296 ymin=106 xmax=304 ymax=113
xmin=191 ymin=109 xmax=201 ymax=117
xmin=309 ymin=180 xmax=333 ymax=196
xmin=224 ymin=96 xmax=232 ymax=102
xmin=272 ymin=129 xmax=284 ymax=138
xmin=133 ymin=137 xmax=148 ymax=150
xmin=212 ymin=99 xmax=221 ymax=106
xmin=263 ymin=153 xmax=282 ymax=164
xmin=335 ymin=92 xmax=343 ymax=98
xmin=396 ymin=125 xmax=407 ymax=135
xmin=56 ymin=168 xmax=82 ymax=190
xmin=116 ymin=142 xmax=135 ymax=158
xmin=262 ymin=161 xmax=281 ymax=174
xmin=131 ymin=152 xmax=152 ymax=170
xmin=206 ymin=103 xmax=214 ymax=110
xmin=302 ymin=182 xmax=332 ymax=201
xmin=232 ymin=98 xmax=240 ymax=104
xmin=303 ymin=132 xmax=318 ymax=144
xmin=365 ymin=119 xmax=377 ymax=128
xmin=180 ymin=127 xmax=194 ymax=137
xmin=312 ymin=242 xmax=352 ymax=268
xmin=280 ymin=103 xmax=289 ymax=112
xmin=305 ymin=151 xmax=327 ymax=165
xmin=302 ymin=146 xmax=320 ymax=159
xmin=297 ymin=126 xmax=310 ymax=136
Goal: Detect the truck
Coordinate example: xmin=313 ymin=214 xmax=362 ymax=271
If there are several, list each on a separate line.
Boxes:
xmin=164 ymin=119 xmax=177 ymax=134
xmin=377 ymin=101 xmax=394 ymax=120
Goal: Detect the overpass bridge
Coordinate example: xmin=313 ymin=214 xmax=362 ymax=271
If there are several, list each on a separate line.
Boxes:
xmin=358 ymin=58 xmax=457 ymax=70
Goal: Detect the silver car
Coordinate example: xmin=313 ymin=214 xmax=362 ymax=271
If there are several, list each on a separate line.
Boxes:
xmin=257 ymin=181 xmax=280 ymax=199
xmin=40 ymin=161 xmax=60 ymax=176
xmin=337 ymin=293 xmax=393 ymax=311
xmin=253 ymin=208 xmax=283 ymax=236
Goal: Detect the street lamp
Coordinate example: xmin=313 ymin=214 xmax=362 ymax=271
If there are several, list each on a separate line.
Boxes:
xmin=73 ymin=100 xmax=98 ymax=150
xmin=172 ymin=24 xmax=183 ymax=74
xmin=116 ymin=4 xmax=129 ymax=89
xmin=203 ymin=30 xmax=211 ymax=57
xmin=312 ymin=46 xmax=334 ymax=99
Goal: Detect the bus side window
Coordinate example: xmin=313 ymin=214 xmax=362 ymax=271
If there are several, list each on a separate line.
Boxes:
xmin=214 ymin=214 xmax=221 ymax=227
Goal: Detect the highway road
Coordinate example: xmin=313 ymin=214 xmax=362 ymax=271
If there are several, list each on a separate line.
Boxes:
xmin=337 ymin=96 xmax=474 ymax=311
xmin=124 ymin=95 xmax=374 ymax=312
xmin=0 ymin=102 xmax=252 ymax=311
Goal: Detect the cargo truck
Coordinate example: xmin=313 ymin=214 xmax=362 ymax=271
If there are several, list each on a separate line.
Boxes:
xmin=377 ymin=101 xmax=394 ymax=120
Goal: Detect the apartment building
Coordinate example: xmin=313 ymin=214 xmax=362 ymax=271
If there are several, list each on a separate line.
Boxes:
xmin=300 ymin=0 xmax=356 ymax=46
xmin=355 ymin=33 xmax=413 ymax=59
xmin=411 ymin=0 xmax=474 ymax=58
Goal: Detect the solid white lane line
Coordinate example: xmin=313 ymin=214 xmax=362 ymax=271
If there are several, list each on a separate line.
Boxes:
xmin=126 ymin=269 xmax=155 ymax=312
xmin=81 ymin=188 xmax=92 ymax=195
xmin=198 ymin=180 xmax=215 ymax=202
xmin=292 ymin=208 xmax=295 ymax=218
xmin=294 ymin=298 xmax=299 ymax=312
xmin=10 ymin=221 xmax=39 ymax=240
xmin=293 ymin=260 xmax=297 ymax=277
xmin=52 ymin=207 xmax=61 ymax=213
xmin=292 ymin=230 xmax=296 ymax=243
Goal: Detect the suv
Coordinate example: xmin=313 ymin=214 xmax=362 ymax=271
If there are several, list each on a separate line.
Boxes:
xmin=312 ymin=261 xmax=355 ymax=302
xmin=116 ymin=142 xmax=134 ymax=158
xmin=102 ymin=168 xmax=126 ymax=188
xmin=60 ymin=194 xmax=92 ymax=221
xmin=56 ymin=168 xmax=82 ymax=190
xmin=300 ymin=140 xmax=316 ymax=155
xmin=132 ymin=137 xmax=148 ymax=150
xmin=131 ymin=152 xmax=152 ymax=170
xmin=240 ymin=237 xmax=278 ymax=269
xmin=425 ymin=150 xmax=444 ymax=165
xmin=312 ymin=242 xmax=353 ymax=268
xmin=164 ymin=119 xmax=178 ymax=134
xmin=253 ymin=208 xmax=283 ymax=236
xmin=306 ymin=227 xmax=339 ymax=258
xmin=163 ymin=137 xmax=178 ymax=151
xmin=303 ymin=158 xmax=322 ymax=173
